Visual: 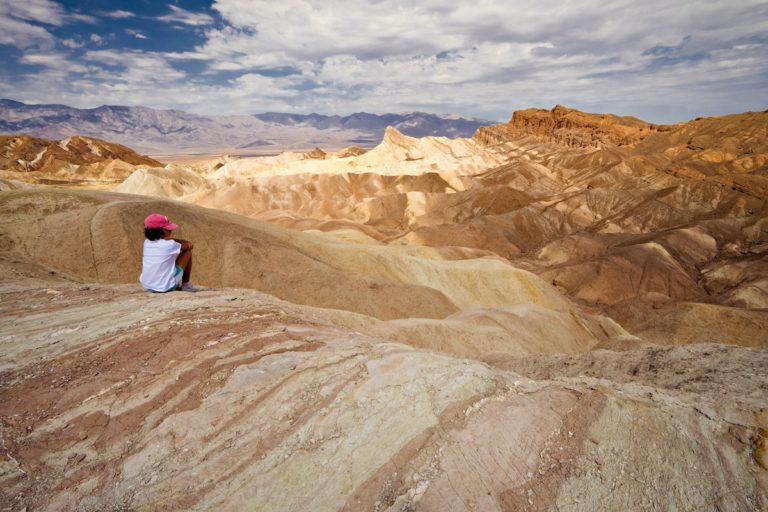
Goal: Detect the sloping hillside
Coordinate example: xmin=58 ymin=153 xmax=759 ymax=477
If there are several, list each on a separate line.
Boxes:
xmin=0 ymin=188 xmax=628 ymax=356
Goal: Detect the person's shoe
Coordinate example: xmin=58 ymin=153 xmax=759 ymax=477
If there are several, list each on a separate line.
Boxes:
xmin=180 ymin=283 xmax=198 ymax=292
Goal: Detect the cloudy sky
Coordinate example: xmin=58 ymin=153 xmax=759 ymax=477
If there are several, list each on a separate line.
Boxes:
xmin=0 ymin=0 xmax=766 ymax=122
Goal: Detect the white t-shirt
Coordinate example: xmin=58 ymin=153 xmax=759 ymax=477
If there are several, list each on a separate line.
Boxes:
xmin=140 ymin=239 xmax=182 ymax=292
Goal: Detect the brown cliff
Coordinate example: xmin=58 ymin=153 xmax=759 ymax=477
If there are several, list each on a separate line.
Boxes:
xmin=0 ymin=134 xmax=160 ymax=173
xmin=476 ymin=104 xmax=673 ymax=148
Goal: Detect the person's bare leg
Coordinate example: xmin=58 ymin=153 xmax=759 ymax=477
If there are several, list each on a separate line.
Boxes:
xmin=182 ymin=252 xmax=192 ymax=283
xmin=176 ymin=250 xmax=193 ymax=284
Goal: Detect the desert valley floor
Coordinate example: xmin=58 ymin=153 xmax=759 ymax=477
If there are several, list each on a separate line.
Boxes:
xmin=1 ymin=105 xmax=767 ymax=511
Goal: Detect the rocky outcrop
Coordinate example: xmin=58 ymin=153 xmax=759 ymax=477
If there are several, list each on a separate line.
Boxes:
xmin=475 ymin=105 xmax=672 ymax=148
xmin=334 ymin=146 xmax=367 ymax=158
xmin=0 ymin=277 xmax=765 ymax=511
xmin=306 ymin=147 xmax=327 ymax=159
xmin=0 ymin=135 xmax=161 ymax=185
xmin=0 ymin=135 xmax=160 ymax=171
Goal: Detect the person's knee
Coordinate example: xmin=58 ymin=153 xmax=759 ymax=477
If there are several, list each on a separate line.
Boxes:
xmin=177 ymin=252 xmax=191 ymax=266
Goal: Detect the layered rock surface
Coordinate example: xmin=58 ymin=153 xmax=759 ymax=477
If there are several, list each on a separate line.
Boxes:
xmin=0 ymin=135 xmax=160 ymax=186
xmin=475 ymin=104 xmax=670 ymax=148
xmin=1 ymin=268 xmax=766 ymax=511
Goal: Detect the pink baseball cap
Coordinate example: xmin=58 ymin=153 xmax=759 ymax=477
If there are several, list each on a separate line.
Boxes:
xmin=144 ymin=213 xmax=178 ymax=231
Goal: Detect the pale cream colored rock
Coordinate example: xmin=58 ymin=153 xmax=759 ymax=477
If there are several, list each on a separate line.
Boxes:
xmin=1 ymin=279 xmax=765 ymax=512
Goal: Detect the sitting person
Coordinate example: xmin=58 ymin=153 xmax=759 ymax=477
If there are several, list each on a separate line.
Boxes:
xmin=139 ymin=213 xmax=197 ymax=293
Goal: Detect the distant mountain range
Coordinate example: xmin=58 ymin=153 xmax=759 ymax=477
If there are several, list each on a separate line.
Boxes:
xmin=0 ymin=99 xmax=492 ymax=155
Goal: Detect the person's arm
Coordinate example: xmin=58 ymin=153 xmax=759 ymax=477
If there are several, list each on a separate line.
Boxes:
xmin=172 ymin=238 xmax=194 ymax=251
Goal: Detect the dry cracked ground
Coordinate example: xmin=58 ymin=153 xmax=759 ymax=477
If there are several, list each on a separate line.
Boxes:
xmin=1 ymin=105 xmax=767 ymax=511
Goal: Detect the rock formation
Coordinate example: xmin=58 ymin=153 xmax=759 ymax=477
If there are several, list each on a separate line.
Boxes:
xmin=475 ymin=104 xmax=671 ymax=148
xmin=0 ymin=135 xmax=160 ymax=186
xmin=116 ymin=108 xmax=768 ymax=315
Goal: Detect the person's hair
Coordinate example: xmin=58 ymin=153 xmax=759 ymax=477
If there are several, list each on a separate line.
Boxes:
xmin=144 ymin=227 xmax=165 ymax=241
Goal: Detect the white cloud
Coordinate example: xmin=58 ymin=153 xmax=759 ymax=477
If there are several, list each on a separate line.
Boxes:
xmin=101 ymin=9 xmax=134 ymax=19
xmin=0 ymin=0 xmax=68 ymax=26
xmin=0 ymin=0 xmax=96 ymax=49
xmin=2 ymin=0 xmax=767 ymax=122
xmin=84 ymin=49 xmax=186 ymax=83
xmin=165 ymin=0 xmax=764 ymax=120
xmin=61 ymin=38 xmax=84 ymax=49
xmin=0 ymin=0 xmax=64 ymax=49
xmin=0 ymin=13 xmax=55 ymax=49
xmin=126 ymin=29 xmax=148 ymax=40
xmin=20 ymin=51 xmax=88 ymax=73
xmin=157 ymin=5 xmax=213 ymax=26
xmin=67 ymin=12 xmax=96 ymax=23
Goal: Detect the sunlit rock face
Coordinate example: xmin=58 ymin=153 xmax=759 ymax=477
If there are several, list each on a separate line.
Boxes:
xmin=0 ymin=134 xmax=161 ymax=187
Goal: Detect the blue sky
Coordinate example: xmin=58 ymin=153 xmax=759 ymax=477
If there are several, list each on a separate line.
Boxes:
xmin=1 ymin=0 xmax=766 ymax=122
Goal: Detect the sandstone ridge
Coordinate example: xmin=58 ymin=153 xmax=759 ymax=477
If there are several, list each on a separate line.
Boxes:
xmin=0 ymin=134 xmax=160 ymax=186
